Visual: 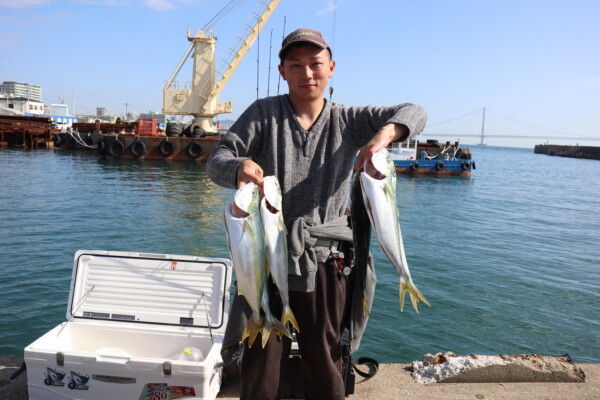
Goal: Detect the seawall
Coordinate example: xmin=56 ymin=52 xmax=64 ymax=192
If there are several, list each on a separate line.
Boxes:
xmin=534 ymin=144 xmax=600 ymax=160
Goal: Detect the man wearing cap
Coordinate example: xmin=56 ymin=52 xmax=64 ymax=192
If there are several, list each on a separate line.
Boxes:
xmin=208 ymin=27 xmax=427 ymax=400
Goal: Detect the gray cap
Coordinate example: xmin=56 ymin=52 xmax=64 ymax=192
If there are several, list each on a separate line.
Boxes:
xmin=278 ymin=28 xmax=332 ymax=59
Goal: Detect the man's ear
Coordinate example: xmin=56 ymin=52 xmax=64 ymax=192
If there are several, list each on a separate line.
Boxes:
xmin=278 ymin=64 xmax=287 ymax=81
xmin=328 ymin=60 xmax=336 ymax=78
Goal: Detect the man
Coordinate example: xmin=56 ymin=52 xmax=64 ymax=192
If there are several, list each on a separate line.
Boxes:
xmin=207 ymin=27 xmax=427 ymax=400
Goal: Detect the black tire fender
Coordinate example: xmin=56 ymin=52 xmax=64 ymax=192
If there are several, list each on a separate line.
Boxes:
xmin=461 ymin=161 xmax=471 ymax=170
xmin=435 ymin=161 xmax=444 ymax=171
xmin=130 ymin=140 xmax=147 ymax=157
xmin=97 ymin=137 xmax=106 ymax=154
xmin=158 ymin=140 xmax=175 ymax=156
xmin=410 ymin=162 xmax=420 ymax=171
xmin=186 ymin=142 xmax=203 ymax=159
xmin=107 ymin=140 xmax=125 ymax=158
xmin=66 ymin=135 xmax=77 ymax=149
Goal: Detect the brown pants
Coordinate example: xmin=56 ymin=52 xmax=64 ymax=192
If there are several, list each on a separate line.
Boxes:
xmin=240 ymin=258 xmax=353 ymax=400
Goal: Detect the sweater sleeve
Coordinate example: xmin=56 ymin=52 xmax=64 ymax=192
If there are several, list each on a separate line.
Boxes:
xmin=341 ymin=103 xmax=428 ymax=147
xmin=206 ymin=100 xmax=265 ymax=189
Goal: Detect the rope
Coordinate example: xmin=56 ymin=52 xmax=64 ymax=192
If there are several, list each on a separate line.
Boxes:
xmin=68 ymin=130 xmax=98 ymax=149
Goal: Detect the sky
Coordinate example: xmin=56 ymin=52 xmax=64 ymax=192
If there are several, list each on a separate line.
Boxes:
xmin=1 ymin=0 xmax=598 ymax=148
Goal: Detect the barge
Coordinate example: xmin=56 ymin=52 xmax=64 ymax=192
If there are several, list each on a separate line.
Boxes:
xmin=0 ymin=115 xmax=59 ymax=149
xmin=53 ymin=120 xmax=221 ymax=162
xmin=391 ymin=139 xmax=476 ymax=176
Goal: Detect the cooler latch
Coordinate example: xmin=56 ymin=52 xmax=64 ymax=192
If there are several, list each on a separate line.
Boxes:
xmin=163 ymin=361 xmax=172 ymax=376
xmin=56 ymin=352 xmax=64 ymax=366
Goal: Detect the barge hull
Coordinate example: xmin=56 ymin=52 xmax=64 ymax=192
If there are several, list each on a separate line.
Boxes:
xmin=54 ymin=132 xmax=220 ymax=162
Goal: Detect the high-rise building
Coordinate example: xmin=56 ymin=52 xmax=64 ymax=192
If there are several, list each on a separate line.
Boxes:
xmin=0 ymin=81 xmax=42 ymax=102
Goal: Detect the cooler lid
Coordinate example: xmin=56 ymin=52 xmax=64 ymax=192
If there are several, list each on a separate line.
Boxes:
xmin=68 ymin=250 xmax=232 ymax=333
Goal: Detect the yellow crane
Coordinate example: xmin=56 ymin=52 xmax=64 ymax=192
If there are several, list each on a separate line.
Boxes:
xmin=162 ymin=0 xmax=280 ymax=137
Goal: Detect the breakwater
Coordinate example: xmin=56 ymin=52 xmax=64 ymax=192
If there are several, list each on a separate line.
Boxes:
xmin=534 ymin=144 xmax=600 ymax=160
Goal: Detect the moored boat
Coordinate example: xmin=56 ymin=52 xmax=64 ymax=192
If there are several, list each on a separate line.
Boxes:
xmin=390 ymin=139 xmax=476 ymax=176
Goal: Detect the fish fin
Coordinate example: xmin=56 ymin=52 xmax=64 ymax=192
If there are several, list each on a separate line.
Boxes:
xmin=245 ymin=315 xmax=263 ymax=349
xmin=383 ymin=183 xmax=395 ymax=204
xmin=281 ymin=306 xmax=300 ymax=333
xmin=362 ymin=293 xmax=370 ymax=317
xmin=260 ymin=319 xmax=273 ymax=348
xmin=242 ymin=325 xmax=250 ymax=344
xmin=243 ymin=218 xmax=255 ymax=237
xmin=399 ymin=277 xmax=431 ymax=313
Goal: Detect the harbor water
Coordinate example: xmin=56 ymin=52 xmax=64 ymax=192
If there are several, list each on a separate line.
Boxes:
xmin=0 ymin=146 xmax=598 ymax=363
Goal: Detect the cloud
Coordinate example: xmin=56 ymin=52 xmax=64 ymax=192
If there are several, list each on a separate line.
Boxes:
xmin=0 ymin=0 xmax=50 ymax=7
xmin=586 ymin=77 xmax=600 ymax=85
xmin=143 ymin=0 xmax=175 ymax=11
xmin=0 ymin=32 xmax=18 ymax=47
xmin=317 ymin=1 xmax=337 ymax=16
xmin=74 ymin=0 xmax=129 ymax=5
xmin=30 ymin=10 xmax=71 ymax=22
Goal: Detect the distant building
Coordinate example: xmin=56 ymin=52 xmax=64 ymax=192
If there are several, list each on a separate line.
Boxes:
xmin=49 ymin=104 xmax=75 ymax=131
xmin=139 ymin=111 xmax=166 ymax=124
xmin=0 ymin=93 xmax=45 ymax=116
xmin=0 ymin=81 xmax=42 ymax=102
xmin=51 ymin=103 xmax=69 ymax=117
xmin=97 ymin=107 xmax=108 ymax=116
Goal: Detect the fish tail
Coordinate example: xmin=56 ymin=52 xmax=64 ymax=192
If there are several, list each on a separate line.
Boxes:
xmin=244 ymin=314 xmax=263 ymax=349
xmin=272 ymin=317 xmax=293 ymax=340
xmin=399 ymin=277 xmax=431 ymax=313
xmin=260 ymin=319 xmax=273 ymax=348
xmin=281 ymin=306 xmax=300 ymax=333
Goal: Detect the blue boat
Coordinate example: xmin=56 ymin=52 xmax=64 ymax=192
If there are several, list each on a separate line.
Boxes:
xmin=390 ymin=140 xmax=476 ymax=176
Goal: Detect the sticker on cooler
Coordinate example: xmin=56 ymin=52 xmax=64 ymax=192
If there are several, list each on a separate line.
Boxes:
xmin=68 ymin=371 xmax=90 ymax=390
xmin=139 ymin=383 xmax=197 ymax=399
xmin=44 ymin=367 xmax=66 ymax=387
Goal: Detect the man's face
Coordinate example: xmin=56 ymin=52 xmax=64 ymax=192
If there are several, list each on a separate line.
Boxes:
xmin=278 ymin=44 xmax=335 ymax=103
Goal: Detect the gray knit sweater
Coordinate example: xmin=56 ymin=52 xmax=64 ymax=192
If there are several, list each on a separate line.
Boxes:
xmin=207 ymin=95 xmax=427 ymax=230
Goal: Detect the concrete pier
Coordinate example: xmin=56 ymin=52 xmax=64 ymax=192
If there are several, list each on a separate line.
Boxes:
xmin=534 ymin=144 xmax=600 ymax=160
xmin=2 ymin=355 xmax=599 ymax=400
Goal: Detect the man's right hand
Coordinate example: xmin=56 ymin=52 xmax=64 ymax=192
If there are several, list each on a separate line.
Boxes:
xmin=236 ymin=159 xmax=264 ymax=189
xmin=231 ymin=160 xmax=264 ymax=218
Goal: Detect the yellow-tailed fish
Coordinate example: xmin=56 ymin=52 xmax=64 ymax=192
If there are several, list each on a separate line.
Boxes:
xmin=260 ymin=176 xmax=298 ymax=336
xmin=359 ymin=148 xmax=430 ymax=312
xmin=224 ymin=182 xmax=269 ymax=347
xmin=350 ymin=171 xmax=372 ymax=316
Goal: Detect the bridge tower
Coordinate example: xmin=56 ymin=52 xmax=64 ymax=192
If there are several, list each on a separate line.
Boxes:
xmin=480 ymin=107 xmax=486 ymax=145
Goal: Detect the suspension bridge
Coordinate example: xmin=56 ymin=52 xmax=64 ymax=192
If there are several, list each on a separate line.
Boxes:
xmin=421 ymin=108 xmax=599 ymax=145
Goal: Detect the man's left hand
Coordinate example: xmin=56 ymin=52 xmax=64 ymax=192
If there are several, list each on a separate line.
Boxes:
xmin=354 ymin=123 xmax=408 ymax=171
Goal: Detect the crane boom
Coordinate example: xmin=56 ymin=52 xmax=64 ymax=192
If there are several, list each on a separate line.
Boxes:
xmin=162 ymin=0 xmax=280 ymax=135
xmin=207 ymin=0 xmax=280 ymax=110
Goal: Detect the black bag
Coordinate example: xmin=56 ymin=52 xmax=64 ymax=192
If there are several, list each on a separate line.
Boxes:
xmin=278 ymin=330 xmax=375 ymax=398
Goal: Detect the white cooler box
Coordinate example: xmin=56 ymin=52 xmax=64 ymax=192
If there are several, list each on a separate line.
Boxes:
xmin=25 ymin=250 xmax=232 ymax=400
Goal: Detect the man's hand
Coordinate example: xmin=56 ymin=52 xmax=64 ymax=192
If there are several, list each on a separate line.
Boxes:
xmin=354 ymin=123 xmax=408 ymax=172
xmin=236 ymin=159 xmax=264 ymax=189
xmin=230 ymin=160 xmax=264 ymax=218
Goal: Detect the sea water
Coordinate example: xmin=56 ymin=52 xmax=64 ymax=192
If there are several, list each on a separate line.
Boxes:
xmin=0 ymin=146 xmax=598 ymax=363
